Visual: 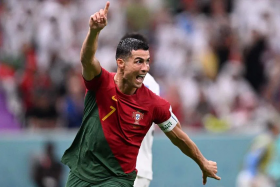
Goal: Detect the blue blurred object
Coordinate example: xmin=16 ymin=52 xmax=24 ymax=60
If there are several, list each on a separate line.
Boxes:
xmin=64 ymin=96 xmax=83 ymax=129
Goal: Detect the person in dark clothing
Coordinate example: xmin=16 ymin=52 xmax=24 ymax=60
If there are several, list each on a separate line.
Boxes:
xmin=32 ymin=142 xmax=63 ymax=187
xmin=244 ymin=31 xmax=267 ymax=94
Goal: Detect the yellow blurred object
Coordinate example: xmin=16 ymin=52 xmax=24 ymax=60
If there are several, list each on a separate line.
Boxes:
xmin=203 ymin=114 xmax=230 ymax=133
xmin=200 ymin=50 xmax=218 ymax=80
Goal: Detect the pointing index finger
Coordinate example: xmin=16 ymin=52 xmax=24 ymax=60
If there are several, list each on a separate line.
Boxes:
xmin=104 ymin=1 xmax=110 ymax=15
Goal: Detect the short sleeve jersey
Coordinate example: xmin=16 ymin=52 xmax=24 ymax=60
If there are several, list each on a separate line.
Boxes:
xmin=61 ymin=68 xmax=171 ymax=185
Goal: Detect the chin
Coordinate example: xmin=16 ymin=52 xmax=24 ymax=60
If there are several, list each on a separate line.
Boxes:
xmin=134 ymin=82 xmax=142 ymax=88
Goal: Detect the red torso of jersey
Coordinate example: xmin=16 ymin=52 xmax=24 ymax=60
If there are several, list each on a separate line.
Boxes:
xmin=84 ymin=68 xmax=170 ymax=174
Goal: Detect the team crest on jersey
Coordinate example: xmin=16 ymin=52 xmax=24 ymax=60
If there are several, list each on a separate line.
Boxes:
xmin=132 ymin=111 xmax=144 ymax=124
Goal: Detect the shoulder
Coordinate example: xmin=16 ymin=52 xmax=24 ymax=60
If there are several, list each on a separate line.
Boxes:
xmin=138 ymin=86 xmax=171 ymax=123
xmin=140 ymin=85 xmax=168 ymax=107
xmin=83 ymin=68 xmax=115 ymax=91
xmin=98 ymin=68 xmax=115 ymax=79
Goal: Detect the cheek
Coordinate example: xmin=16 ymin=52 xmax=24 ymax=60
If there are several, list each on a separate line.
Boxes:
xmin=123 ymin=68 xmax=134 ymax=79
xmin=124 ymin=65 xmax=138 ymax=74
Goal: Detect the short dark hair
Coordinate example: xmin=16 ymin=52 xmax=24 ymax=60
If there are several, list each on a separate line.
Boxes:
xmin=121 ymin=32 xmax=148 ymax=43
xmin=115 ymin=38 xmax=149 ymax=60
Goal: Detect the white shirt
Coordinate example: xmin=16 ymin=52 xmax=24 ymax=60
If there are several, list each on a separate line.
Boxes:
xmin=136 ymin=73 xmax=160 ymax=180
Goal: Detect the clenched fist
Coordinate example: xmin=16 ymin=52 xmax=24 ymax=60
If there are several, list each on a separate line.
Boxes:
xmin=89 ymin=1 xmax=110 ymax=31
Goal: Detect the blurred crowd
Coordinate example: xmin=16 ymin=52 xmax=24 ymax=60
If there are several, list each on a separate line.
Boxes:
xmin=1 ymin=0 xmax=280 ymax=133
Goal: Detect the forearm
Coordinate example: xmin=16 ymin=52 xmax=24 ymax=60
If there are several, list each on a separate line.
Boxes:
xmin=175 ymin=133 xmax=207 ymax=169
xmin=81 ymin=2 xmax=109 ymax=80
xmin=166 ymin=125 xmax=207 ymax=169
xmin=80 ymin=29 xmax=100 ymax=64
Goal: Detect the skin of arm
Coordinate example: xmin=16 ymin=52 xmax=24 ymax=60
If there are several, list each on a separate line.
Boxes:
xmin=165 ymin=123 xmax=207 ymax=168
xmin=165 ymin=122 xmax=220 ymax=185
xmin=81 ymin=2 xmax=110 ymax=81
xmin=80 ymin=30 xmax=101 ymax=81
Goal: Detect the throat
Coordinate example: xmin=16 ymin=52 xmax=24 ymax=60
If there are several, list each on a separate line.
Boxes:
xmin=114 ymin=75 xmax=137 ymax=95
xmin=119 ymin=85 xmax=137 ymax=95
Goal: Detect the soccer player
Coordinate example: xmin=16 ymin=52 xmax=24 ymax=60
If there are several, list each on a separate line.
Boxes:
xmin=61 ymin=2 xmax=221 ymax=186
xmin=236 ymin=120 xmax=280 ymax=187
xmin=120 ymin=33 xmax=159 ymax=187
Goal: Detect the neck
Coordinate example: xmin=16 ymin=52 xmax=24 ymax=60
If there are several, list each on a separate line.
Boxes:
xmin=114 ymin=72 xmax=137 ymax=95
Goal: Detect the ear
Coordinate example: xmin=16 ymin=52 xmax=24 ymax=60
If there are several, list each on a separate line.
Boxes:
xmin=117 ymin=58 xmax=125 ymax=69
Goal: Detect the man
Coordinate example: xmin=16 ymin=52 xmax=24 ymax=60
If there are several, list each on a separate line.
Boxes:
xmin=236 ymin=119 xmax=280 ymax=187
xmin=32 ymin=142 xmax=63 ymax=187
xmin=120 ymin=32 xmax=159 ymax=187
xmin=61 ymin=2 xmax=220 ymax=186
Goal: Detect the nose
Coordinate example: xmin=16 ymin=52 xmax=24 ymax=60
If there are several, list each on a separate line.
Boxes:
xmin=141 ymin=62 xmax=150 ymax=73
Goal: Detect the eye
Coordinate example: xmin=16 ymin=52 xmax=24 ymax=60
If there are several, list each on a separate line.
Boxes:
xmin=136 ymin=60 xmax=142 ymax=64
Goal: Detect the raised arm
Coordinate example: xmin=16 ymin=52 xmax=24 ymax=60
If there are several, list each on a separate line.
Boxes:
xmin=165 ymin=122 xmax=221 ymax=185
xmin=81 ymin=2 xmax=110 ymax=81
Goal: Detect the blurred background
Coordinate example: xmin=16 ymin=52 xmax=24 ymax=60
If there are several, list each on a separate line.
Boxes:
xmin=1 ymin=0 xmax=280 ymax=186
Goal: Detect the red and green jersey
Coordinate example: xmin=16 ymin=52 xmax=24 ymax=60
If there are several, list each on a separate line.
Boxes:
xmin=61 ymin=68 xmax=170 ymax=185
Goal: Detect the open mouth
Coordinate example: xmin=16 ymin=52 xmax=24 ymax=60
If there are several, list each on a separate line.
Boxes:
xmin=136 ymin=75 xmax=145 ymax=83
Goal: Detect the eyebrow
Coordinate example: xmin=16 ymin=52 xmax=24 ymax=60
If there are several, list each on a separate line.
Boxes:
xmin=134 ymin=57 xmax=150 ymax=61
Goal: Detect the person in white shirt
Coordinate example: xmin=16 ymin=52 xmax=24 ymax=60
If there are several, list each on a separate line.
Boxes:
xmin=135 ymin=72 xmax=160 ymax=187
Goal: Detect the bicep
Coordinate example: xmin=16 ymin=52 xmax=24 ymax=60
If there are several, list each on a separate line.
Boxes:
xmin=82 ymin=57 xmax=101 ymax=81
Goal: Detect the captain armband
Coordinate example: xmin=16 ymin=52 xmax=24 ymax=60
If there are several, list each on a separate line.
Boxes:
xmin=157 ymin=107 xmax=178 ymax=132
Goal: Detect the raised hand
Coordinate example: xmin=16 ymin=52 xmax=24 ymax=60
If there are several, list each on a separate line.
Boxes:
xmin=201 ymin=160 xmax=221 ymax=185
xmin=89 ymin=1 xmax=110 ymax=31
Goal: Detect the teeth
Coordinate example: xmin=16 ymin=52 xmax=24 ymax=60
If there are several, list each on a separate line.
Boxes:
xmin=136 ymin=75 xmax=145 ymax=82
xmin=136 ymin=76 xmax=144 ymax=81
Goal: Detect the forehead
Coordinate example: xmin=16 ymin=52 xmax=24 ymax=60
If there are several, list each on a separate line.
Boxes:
xmin=130 ymin=50 xmax=150 ymax=59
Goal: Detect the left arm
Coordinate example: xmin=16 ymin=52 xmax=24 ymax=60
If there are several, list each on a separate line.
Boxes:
xmin=165 ymin=122 xmax=221 ymax=185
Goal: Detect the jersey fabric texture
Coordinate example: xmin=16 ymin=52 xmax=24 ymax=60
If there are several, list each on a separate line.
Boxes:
xmin=66 ymin=171 xmax=133 ymax=187
xmin=136 ymin=73 xmax=160 ymax=181
xmin=61 ymin=68 xmax=171 ymax=186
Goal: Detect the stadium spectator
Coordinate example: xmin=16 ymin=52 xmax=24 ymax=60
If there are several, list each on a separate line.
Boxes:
xmin=1 ymin=0 xmax=280 ymax=134
xmin=60 ymin=71 xmax=84 ymax=129
xmin=31 ymin=142 xmax=63 ymax=187
xmin=25 ymin=89 xmax=58 ymax=129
